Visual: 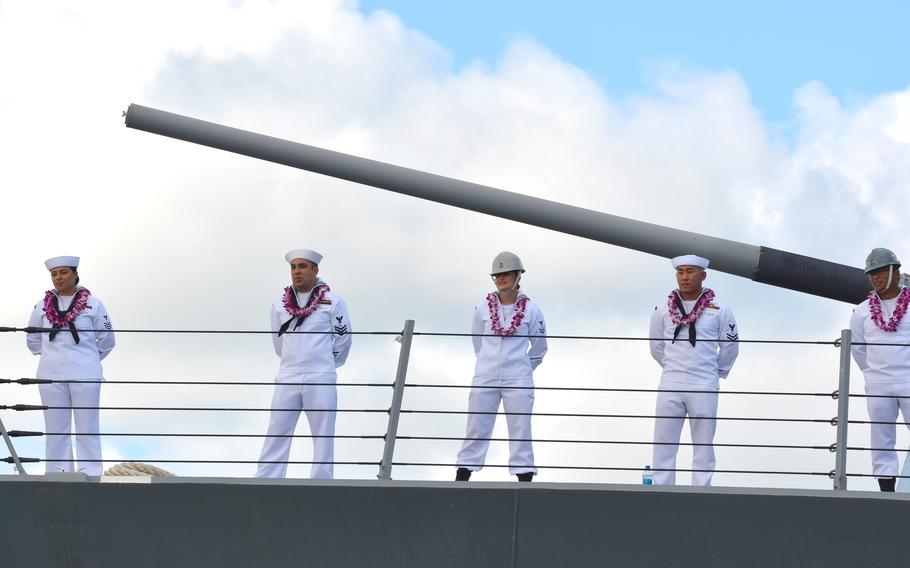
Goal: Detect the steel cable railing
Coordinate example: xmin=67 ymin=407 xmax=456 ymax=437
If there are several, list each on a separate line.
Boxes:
xmin=2 ymin=378 xmax=393 ymax=387
xmin=0 ymin=377 xmax=833 ymax=396
xmin=390 ymin=371 xmax=845 ymax=481
xmin=6 ymin=323 xmax=910 ymax=346
xmin=3 ymin=458 xmax=379 ymax=467
xmin=2 ymin=381 xmax=836 ymax=478
xmin=8 ymin=431 xmax=385 ymax=440
xmin=0 ymin=404 xmax=388 ymax=414
xmin=1 ymin=324 xmax=402 ymax=476
xmin=8 ymin=430 xmax=903 ymax=454
xmin=398 ymin=407 xmax=835 ymax=423
xmin=402 ymin=383 xmax=841 ymax=397
xmin=390 ymin=463 xmax=839 ymax=477
xmin=0 ymin=399 xmax=837 ymax=423
xmin=4 ymin=323 xmax=908 ymax=488
xmin=3 ymin=455 xmax=907 ymax=480
xmin=397 ymin=434 xmax=829 ymax=451
xmin=0 ymin=326 xmax=401 ymax=337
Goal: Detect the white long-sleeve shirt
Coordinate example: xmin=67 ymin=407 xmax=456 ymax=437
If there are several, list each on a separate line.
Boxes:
xmin=850 ymin=290 xmax=910 ymax=384
xmin=472 ymin=292 xmax=548 ymax=380
xmin=270 ymin=279 xmax=352 ymax=375
xmin=26 ymin=288 xmax=115 ymax=380
xmin=649 ymin=290 xmax=739 ymax=383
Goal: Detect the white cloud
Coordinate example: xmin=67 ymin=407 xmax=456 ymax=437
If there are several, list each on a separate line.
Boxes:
xmin=744 ymin=80 xmax=910 ymax=266
xmin=2 ymin=0 xmax=909 ymax=490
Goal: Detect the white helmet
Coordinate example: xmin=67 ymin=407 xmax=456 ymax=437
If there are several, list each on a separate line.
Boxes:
xmin=865 ymin=248 xmax=901 ymax=274
xmin=491 ymin=251 xmax=525 ymax=275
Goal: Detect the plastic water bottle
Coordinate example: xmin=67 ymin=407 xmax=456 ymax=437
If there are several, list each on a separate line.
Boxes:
xmin=642 ymin=465 xmax=653 ymax=485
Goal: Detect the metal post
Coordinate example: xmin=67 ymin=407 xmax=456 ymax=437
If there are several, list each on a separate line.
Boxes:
xmin=378 ymin=319 xmax=415 ymax=480
xmin=0 ymin=416 xmax=27 ymax=476
xmin=833 ymin=328 xmax=851 ymax=490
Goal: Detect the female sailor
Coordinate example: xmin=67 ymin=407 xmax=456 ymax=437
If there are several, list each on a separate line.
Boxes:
xmin=455 ymin=252 xmax=548 ymax=482
xmin=26 ymin=256 xmax=115 ymax=476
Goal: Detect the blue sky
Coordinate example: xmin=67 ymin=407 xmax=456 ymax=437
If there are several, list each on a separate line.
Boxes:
xmin=361 ymin=0 xmax=909 ymax=125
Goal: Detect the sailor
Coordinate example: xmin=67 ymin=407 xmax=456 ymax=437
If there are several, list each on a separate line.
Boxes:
xmin=849 ymin=248 xmax=910 ymax=492
xmin=648 ymin=254 xmax=739 ymax=485
xmin=26 ymin=256 xmax=115 ymax=476
xmin=455 ymin=252 xmax=548 ymax=482
xmin=255 ymin=249 xmax=351 ymax=479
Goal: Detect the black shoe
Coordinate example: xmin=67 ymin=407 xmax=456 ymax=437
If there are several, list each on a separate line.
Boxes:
xmin=516 ymin=472 xmax=534 ymax=482
xmin=455 ymin=468 xmax=472 ymax=481
xmin=878 ymin=477 xmax=896 ymax=492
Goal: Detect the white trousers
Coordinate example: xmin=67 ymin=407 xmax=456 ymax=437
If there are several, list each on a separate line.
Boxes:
xmin=864 ymin=381 xmax=910 ymax=478
xmin=652 ymin=383 xmax=719 ymax=486
xmin=38 ymin=381 xmax=102 ymax=476
xmin=456 ymin=377 xmax=537 ymax=475
xmin=255 ymin=372 xmax=337 ymax=479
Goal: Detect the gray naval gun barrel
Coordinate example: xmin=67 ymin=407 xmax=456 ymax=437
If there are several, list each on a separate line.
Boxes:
xmin=124 ymin=103 xmax=872 ymax=304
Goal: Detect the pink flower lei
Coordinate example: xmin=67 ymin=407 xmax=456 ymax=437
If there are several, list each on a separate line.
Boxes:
xmin=43 ymin=288 xmax=91 ymax=327
xmin=868 ymin=287 xmax=910 ymax=333
xmin=667 ymin=288 xmax=715 ymax=326
xmin=486 ymin=293 xmax=529 ymax=336
xmin=282 ymin=283 xmax=330 ymax=321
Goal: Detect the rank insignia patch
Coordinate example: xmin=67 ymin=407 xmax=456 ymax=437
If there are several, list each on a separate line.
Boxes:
xmin=333 ymin=316 xmax=348 ymax=335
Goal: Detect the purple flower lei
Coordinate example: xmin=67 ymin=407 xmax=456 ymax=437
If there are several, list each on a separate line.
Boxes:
xmin=486 ymin=293 xmax=529 ymax=336
xmin=282 ymin=283 xmax=330 ymax=321
xmin=43 ymin=288 xmax=91 ymax=327
xmin=667 ymin=288 xmax=715 ymax=326
xmin=868 ymin=287 xmax=910 ymax=333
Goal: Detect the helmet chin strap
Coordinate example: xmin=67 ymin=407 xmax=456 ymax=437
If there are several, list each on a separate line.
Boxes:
xmin=887 ymin=265 xmax=894 ymax=291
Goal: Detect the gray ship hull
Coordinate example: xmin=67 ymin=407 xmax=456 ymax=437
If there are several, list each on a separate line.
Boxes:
xmin=3 ymin=476 xmax=907 ymax=567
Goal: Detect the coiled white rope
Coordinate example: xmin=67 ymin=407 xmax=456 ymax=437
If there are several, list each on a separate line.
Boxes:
xmin=103 ymin=462 xmax=176 ymax=477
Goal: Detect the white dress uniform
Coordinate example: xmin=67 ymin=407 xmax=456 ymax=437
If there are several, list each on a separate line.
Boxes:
xmin=850 ymin=288 xmax=910 ymax=479
xmin=255 ymin=277 xmax=352 ymax=479
xmin=649 ymin=285 xmax=739 ymax=486
xmin=26 ymin=285 xmax=115 ymax=476
xmin=456 ymin=292 xmax=548 ymax=475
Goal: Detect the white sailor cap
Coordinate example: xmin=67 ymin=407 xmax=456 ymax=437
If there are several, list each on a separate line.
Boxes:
xmin=45 ymin=256 xmax=80 ymax=271
xmin=285 ymin=249 xmax=323 ymax=266
xmin=671 ymin=254 xmax=709 ymax=270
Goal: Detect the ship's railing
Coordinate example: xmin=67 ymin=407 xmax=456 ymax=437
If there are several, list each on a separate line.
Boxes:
xmin=1 ymin=323 xmax=908 ymax=490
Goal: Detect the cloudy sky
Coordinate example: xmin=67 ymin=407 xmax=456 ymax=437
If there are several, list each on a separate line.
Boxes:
xmin=1 ymin=0 xmax=909 ymax=490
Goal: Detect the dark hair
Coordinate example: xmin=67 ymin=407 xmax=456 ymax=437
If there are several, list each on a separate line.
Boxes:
xmin=70 ymin=267 xmax=79 ymax=286
xmin=291 ymin=259 xmax=318 ymax=270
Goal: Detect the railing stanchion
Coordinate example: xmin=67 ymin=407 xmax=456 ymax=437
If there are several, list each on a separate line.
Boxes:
xmin=378 ymin=319 xmax=415 ymax=480
xmin=0 ymin=416 xmax=27 ymax=476
xmin=833 ymin=328 xmax=851 ymax=490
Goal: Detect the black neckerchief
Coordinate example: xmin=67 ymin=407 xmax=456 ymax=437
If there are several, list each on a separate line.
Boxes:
xmin=49 ymin=294 xmax=81 ymax=344
xmin=671 ymin=292 xmax=697 ymax=347
xmin=278 ymin=289 xmax=303 ymax=337
xmin=278 ymin=287 xmax=320 ymax=337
